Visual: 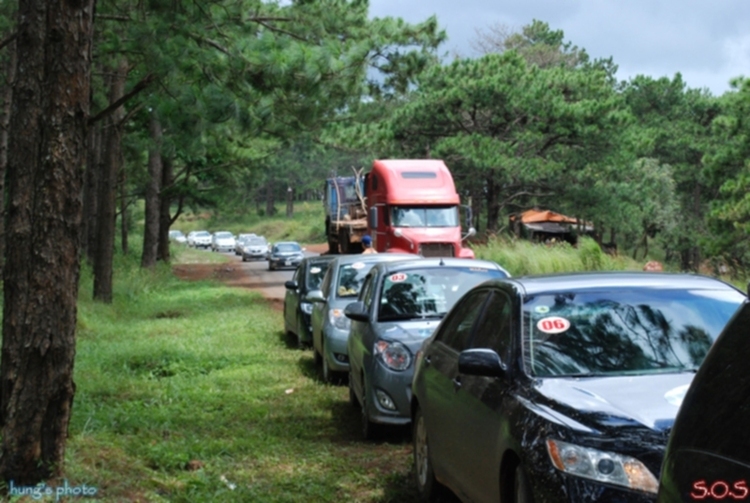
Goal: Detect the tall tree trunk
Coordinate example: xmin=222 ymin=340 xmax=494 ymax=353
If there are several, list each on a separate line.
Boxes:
xmin=485 ymin=178 xmax=500 ymax=233
xmin=141 ymin=113 xmax=162 ymax=268
xmin=93 ymin=60 xmax=127 ymax=302
xmin=0 ymin=38 xmax=16 ymax=272
xmin=286 ymin=186 xmax=294 ymax=218
xmin=119 ymin=156 xmax=128 ymax=254
xmin=265 ymin=178 xmax=275 ymax=216
xmin=82 ymin=120 xmax=103 ymax=262
xmin=157 ymin=156 xmax=173 ymax=262
xmin=0 ymin=0 xmax=93 ymax=485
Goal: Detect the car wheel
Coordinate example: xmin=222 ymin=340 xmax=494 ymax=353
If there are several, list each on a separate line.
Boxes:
xmin=321 ymin=340 xmax=334 ymax=383
xmin=414 ymin=406 xmax=443 ymax=501
xmin=268 ymin=262 xmax=274 ymax=271
xmin=242 ymin=256 xmax=247 ymax=262
xmin=360 ymin=382 xmax=379 ymax=440
xmin=514 ymin=464 xmax=534 ymax=503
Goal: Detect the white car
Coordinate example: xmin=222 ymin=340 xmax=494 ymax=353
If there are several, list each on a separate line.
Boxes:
xmin=169 ymin=230 xmax=187 ymax=244
xmin=187 ymin=230 xmax=212 ymax=248
xmin=242 ymin=236 xmax=270 ymax=261
xmin=211 ymin=231 xmax=236 ymax=253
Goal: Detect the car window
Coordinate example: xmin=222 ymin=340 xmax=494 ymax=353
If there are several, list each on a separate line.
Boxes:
xmin=320 ymin=267 xmax=332 ymax=296
xmin=360 ymin=274 xmax=376 ymax=310
xmin=377 ymin=266 xmax=504 ymax=322
xmin=336 ymin=261 xmax=371 ymax=298
xmin=275 ymin=243 xmax=301 ymax=252
xmin=306 ymin=261 xmax=330 ymax=291
xmin=523 ymin=287 xmax=746 ymax=377
xmin=215 ymin=232 xmax=232 ymax=238
xmin=436 ymin=290 xmax=491 ymax=352
xmin=248 ymin=238 xmax=266 ymax=246
xmin=470 ymin=291 xmax=513 ymax=363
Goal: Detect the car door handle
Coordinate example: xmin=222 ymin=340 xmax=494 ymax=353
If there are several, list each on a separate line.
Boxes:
xmin=453 ymin=376 xmax=462 ymax=391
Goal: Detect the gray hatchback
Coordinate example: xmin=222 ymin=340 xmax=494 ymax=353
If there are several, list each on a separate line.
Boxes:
xmin=308 ymin=253 xmax=418 ymax=383
xmin=345 ymin=258 xmax=510 ymax=439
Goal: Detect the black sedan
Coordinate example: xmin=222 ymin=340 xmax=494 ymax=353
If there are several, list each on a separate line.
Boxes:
xmin=657 ymin=300 xmax=750 ymax=502
xmin=283 ymin=255 xmax=336 ymax=348
xmin=410 ymin=272 xmax=745 ymax=503
xmin=268 ymin=241 xmax=305 ymax=271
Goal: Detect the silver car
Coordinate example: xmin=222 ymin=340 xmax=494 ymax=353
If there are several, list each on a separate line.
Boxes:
xmin=308 ymin=253 xmax=418 ymax=384
xmin=345 ymin=258 xmax=510 ymax=439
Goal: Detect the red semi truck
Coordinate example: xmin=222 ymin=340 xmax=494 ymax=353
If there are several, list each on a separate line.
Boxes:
xmin=324 ymin=159 xmax=475 ymax=257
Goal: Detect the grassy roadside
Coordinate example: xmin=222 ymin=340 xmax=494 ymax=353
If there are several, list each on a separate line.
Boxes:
xmin=61 ymin=255 xmax=417 ymax=502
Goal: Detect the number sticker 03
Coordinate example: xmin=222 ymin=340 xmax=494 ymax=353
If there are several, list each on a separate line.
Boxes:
xmin=536 ymin=316 xmax=571 ymax=334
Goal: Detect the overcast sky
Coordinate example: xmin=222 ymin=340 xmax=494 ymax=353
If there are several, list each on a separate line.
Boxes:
xmin=369 ymin=0 xmax=750 ymax=96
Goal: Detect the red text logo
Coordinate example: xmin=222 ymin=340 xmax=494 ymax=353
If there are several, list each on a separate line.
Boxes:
xmin=691 ymin=480 xmax=748 ymax=500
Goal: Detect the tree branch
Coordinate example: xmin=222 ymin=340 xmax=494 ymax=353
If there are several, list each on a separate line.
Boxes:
xmin=189 ymin=34 xmax=231 ymax=56
xmin=89 ymin=73 xmax=156 ymax=125
xmin=0 ymin=32 xmax=17 ymax=52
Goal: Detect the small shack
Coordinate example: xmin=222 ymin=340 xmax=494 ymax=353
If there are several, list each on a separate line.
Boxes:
xmin=509 ymin=209 xmax=594 ymax=245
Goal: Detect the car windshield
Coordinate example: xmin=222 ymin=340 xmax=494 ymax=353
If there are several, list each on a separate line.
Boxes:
xmin=336 ymin=262 xmax=373 ymax=298
xmin=195 ymin=231 xmax=210 ymax=237
xmin=523 ymin=288 xmax=745 ymax=378
xmin=215 ymin=232 xmax=233 ymax=239
xmin=248 ymin=238 xmax=267 ymax=246
xmin=275 ymin=243 xmax=301 ymax=253
xmin=169 ymin=230 xmax=183 ymax=237
xmin=306 ymin=262 xmax=332 ymax=291
xmin=378 ymin=267 xmax=507 ymax=321
xmin=391 ymin=206 xmax=458 ymax=228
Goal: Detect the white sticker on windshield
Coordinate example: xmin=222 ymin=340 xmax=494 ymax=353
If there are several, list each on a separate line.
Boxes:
xmin=535 ymin=306 xmax=550 ymax=314
xmin=664 ymin=384 xmax=690 ymax=407
xmin=536 ymin=316 xmax=570 ymax=334
xmin=310 ymin=267 xmax=321 ymax=274
xmin=351 ymin=262 xmax=366 ymax=270
xmin=389 ymin=273 xmax=407 ymax=282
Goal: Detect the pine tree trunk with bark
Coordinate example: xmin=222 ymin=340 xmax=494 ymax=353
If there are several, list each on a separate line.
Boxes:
xmin=0 ymin=0 xmax=94 ymax=485
xmin=0 ymin=38 xmax=16 ymax=272
xmin=142 ymin=114 xmax=163 ymax=268
xmin=82 ymin=120 xmax=103 ymax=263
xmin=93 ymin=60 xmax=127 ymax=302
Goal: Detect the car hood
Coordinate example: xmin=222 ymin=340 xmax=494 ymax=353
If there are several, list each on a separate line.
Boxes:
xmin=531 ymin=372 xmax=695 ymax=434
xmin=376 ymin=319 xmax=443 ymax=350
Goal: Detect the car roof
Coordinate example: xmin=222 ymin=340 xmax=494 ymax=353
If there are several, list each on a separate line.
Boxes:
xmin=375 ymin=257 xmax=508 ymax=275
xmin=481 ymin=271 xmax=744 ymax=296
xmin=330 ymin=253 xmax=418 ymax=266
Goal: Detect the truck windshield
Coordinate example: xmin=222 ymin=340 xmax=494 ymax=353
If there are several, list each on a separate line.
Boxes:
xmin=391 ymin=206 xmax=458 ymax=228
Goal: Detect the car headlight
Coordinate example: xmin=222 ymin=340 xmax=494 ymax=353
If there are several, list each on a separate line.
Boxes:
xmin=328 ymin=309 xmax=350 ymax=331
xmin=374 ymin=340 xmax=412 ymax=371
xmin=546 ymin=439 xmax=658 ymax=494
xmin=300 ymin=302 xmax=313 ymax=315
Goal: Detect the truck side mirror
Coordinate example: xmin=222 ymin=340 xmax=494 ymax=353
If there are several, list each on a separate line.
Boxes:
xmin=369 ymin=207 xmax=378 ymax=229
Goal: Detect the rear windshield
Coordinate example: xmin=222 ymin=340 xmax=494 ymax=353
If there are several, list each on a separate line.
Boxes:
xmin=523 ymin=288 xmax=745 ymax=377
xmin=306 ymin=262 xmax=332 ymax=291
xmin=378 ymin=267 xmax=507 ymax=321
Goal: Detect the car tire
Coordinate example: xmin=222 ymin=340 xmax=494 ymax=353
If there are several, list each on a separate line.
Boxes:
xmin=268 ymin=262 xmax=274 ymax=271
xmin=413 ymin=406 xmax=444 ymax=502
xmin=321 ymin=340 xmax=334 ymax=384
xmin=348 ymin=372 xmax=358 ymax=408
xmin=360 ymin=382 xmax=379 ymax=440
xmin=514 ymin=464 xmax=534 ymax=503
xmin=242 ymin=256 xmax=247 ymax=262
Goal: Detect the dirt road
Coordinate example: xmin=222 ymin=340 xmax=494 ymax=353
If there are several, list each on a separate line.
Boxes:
xmin=173 ymin=243 xmax=329 ymax=300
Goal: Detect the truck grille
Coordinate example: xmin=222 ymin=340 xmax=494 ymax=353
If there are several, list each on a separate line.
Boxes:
xmin=420 ymin=243 xmax=455 ymax=258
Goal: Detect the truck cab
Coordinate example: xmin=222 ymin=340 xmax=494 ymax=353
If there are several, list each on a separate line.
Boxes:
xmin=365 ymin=160 xmax=475 ymax=258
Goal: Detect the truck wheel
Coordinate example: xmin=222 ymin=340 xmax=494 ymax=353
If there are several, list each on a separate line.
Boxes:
xmin=339 ymin=228 xmax=350 ymax=254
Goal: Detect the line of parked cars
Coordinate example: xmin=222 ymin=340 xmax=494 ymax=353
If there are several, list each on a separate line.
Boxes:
xmin=283 ymin=250 xmax=747 ymax=502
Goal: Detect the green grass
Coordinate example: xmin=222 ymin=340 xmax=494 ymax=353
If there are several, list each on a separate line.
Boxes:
xmin=62 ymin=257 xmax=417 ymax=502
xmin=472 ymin=235 xmax=647 ymax=276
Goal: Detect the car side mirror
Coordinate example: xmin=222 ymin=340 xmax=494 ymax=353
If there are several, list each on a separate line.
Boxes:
xmin=284 ymin=280 xmax=298 ymax=290
xmin=305 ymin=290 xmax=326 ymax=303
xmin=458 ymin=348 xmax=506 ymax=378
xmin=344 ymin=301 xmax=369 ymax=322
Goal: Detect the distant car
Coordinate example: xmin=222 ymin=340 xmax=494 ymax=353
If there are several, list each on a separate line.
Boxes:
xmin=242 ymin=236 xmax=269 ymax=262
xmin=211 ymin=231 xmax=236 ymax=253
xmin=234 ymin=235 xmax=252 ymax=255
xmin=307 ymin=253 xmax=418 ymax=383
xmin=657 ymin=300 xmax=750 ymax=502
xmin=268 ymin=241 xmax=305 ymax=271
xmin=345 ymin=258 xmax=510 ymax=439
xmin=169 ymin=230 xmax=187 ymax=244
xmin=284 ymin=256 xmax=337 ymax=348
xmin=410 ymin=272 xmax=745 ymax=503
xmin=187 ymin=230 xmax=211 ymax=249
